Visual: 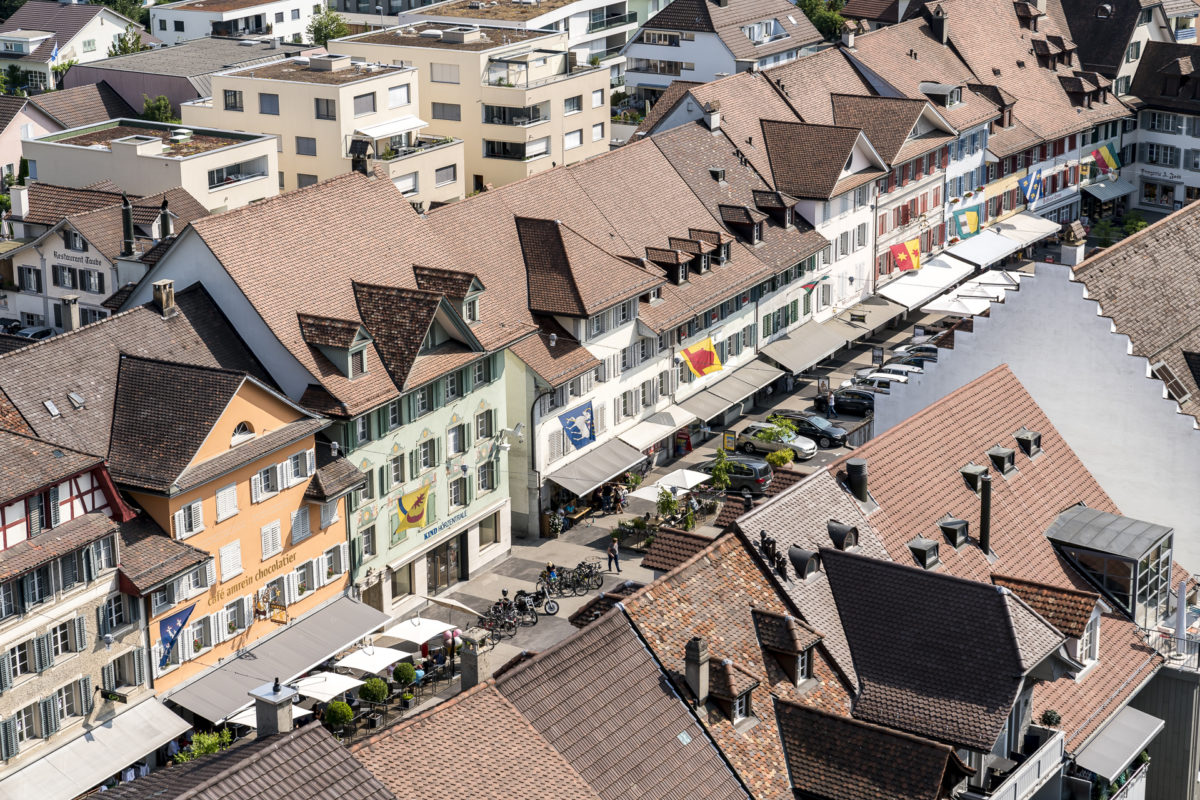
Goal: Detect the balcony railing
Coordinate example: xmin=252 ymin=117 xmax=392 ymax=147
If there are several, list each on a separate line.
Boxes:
xmin=960 ymin=726 xmax=1064 ymax=800
xmin=1145 ymin=627 xmax=1200 ymax=670
xmin=594 ymin=44 xmax=626 ymax=60
xmin=369 ymin=135 xmax=457 ymax=163
xmin=611 ymin=74 xmax=625 ymax=88
xmin=588 ymin=11 xmax=637 ymax=32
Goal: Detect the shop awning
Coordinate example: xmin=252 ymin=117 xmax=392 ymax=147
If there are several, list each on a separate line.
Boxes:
xmin=545 ymin=438 xmax=646 ymax=497
xmin=1083 ymin=178 xmax=1137 ymax=203
xmin=920 ymin=271 xmax=1021 ymax=316
xmin=166 ymin=596 xmax=390 ymax=723
xmin=678 ymin=361 xmax=784 ymax=420
xmin=1075 ymin=706 xmax=1164 ymax=781
xmin=760 ymin=321 xmax=849 ymax=374
xmin=0 ymin=699 xmax=190 ymax=800
xmin=618 ymin=405 xmax=697 ymax=452
xmin=826 ymin=296 xmax=907 ymax=338
xmin=944 ymin=229 xmax=1022 ymax=267
xmin=334 ymin=645 xmax=414 ymax=673
xmin=876 ymin=255 xmax=975 ymax=310
xmin=991 ymin=210 xmax=1062 ymax=248
xmin=353 ymin=115 xmax=428 ymax=139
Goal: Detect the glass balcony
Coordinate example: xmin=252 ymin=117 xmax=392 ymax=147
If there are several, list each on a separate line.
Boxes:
xmin=588 ymin=11 xmax=637 ymax=32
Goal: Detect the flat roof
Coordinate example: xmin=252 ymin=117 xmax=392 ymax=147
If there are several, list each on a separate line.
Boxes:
xmin=0 ymin=29 xmax=53 ymax=39
xmin=1044 ymin=506 xmax=1172 ymax=561
xmin=164 ymin=0 xmax=287 ymax=12
xmin=416 ymin=0 xmax=583 ymax=22
xmin=341 ymin=21 xmax=554 ymax=50
xmin=223 ymin=57 xmax=411 ymax=84
xmin=78 ymin=36 xmax=310 ymax=77
xmin=41 ymin=119 xmax=263 ymax=156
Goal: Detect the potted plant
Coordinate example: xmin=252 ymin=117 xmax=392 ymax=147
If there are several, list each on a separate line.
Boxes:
xmin=1040 ymin=709 xmax=1062 ymax=727
xmin=325 ymin=700 xmax=353 ymax=731
xmin=298 ymin=581 xmax=308 ymax=595
xmin=589 ymin=55 xmax=600 ymax=66
xmin=193 ymin=637 xmax=203 ymax=651
xmin=359 ymin=677 xmax=388 ymax=704
xmin=656 ymin=487 xmax=679 ymax=520
xmin=1138 ymin=750 xmax=1150 ymax=765
xmin=949 ymin=236 xmax=961 ymax=244
xmin=227 ymin=619 xmax=238 ymax=634
xmin=393 ymin=662 xmax=416 ymax=696
xmin=400 ymin=691 xmax=415 ymax=709
xmin=964 ymin=190 xmax=974 ymax=198
xmin=765 ymin=449 xmax=794 ymax=468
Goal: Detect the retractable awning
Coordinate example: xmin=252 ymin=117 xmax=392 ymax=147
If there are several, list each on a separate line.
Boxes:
xmin=944 ymin=229 xmax=1022 ymax=267
xmin=618 ymin=405 xmax=697 ymax=452
xmin=166 ymin=596 xmax=390 ymax=723
xmin=876 ymin=255 xmax=975 ymax=310
xmin=759 ymin=320 xmax=848 ymax=374
xmin=1082 ymin=178 xmax=1137 ymax=203
xmin=545 ymin=438 xmax=646 ymax=497
xmin=991 ymin=210 xmax=1062 ymax=248
xmin=0 ymin=699 xmax=190 ymax=800
xmin=826 ymin=296 xmax=906 ymax=338
xmin=678 ymin=361 xmax=784 ymax=420
xmin=1075 ymin=706 xmax=1164 ymax=781
xmin=353 ymin=115 xmax=428 ymax=139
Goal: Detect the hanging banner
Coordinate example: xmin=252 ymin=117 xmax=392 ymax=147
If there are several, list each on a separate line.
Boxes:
xmin=558 ymin=401 xmax=596 ymax=450
xmin=889 ymin=239 xmax=921 ymax=271
xmin=680 ymin=338 xmax=723 ymax=377
xmin=952 ymin=204 xmax=983 ymax=239
xmin=395 ymin=485 xmax=431 ymax=535
xmin=159 ymin=603 xmax=195 ymax=669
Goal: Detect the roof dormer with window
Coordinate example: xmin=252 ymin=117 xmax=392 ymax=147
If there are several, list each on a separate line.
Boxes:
xmin=297 ymin=314 xmax=375 ymax=381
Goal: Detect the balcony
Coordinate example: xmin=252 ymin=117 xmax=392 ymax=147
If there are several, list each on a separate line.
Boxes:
xmin=588 ymin=11 xmax=637 ymax=32
xmin=482 ymin=103 xmax=549 ymax=126
xmin=611 ymin=74 xmax=625 ymax=88
xmin=370 ymin=135 xmax=458 ymax=163
xmin=960 ymin=726 xmax=1064 ymax=800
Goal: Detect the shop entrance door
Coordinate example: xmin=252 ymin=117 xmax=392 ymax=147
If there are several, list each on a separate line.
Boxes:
xmin=426 ymin=533 xmax=466 ymax=593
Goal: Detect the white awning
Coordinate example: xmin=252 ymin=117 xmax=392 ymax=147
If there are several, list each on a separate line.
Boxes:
xmin=759 ymin=320 xmax=849 ymax=374
xmin=919 ymin=271 xmax=1021 ymax=316
xmin=1075 ymin=706 xmax=1164 ymax=781
xmin=678 ymin=361 xmax=784 ymax=420
xmin=876 ymin=255 xmax=975 ymax=310
xmin=920 ymin=295 xmax=994 ymax=316
xmin=943 ymin=229 xmax=1022 ymax=267
xmin=380 ymin=615 xmax=456 ymax=644
xmin=292 ymin=671 xmax=364 ymax=702
xmin=334 ymin=645 xmax=415 ymax=673
xmin=0 ymin=700 xmax=190 ymax=800
xmin=617 ymin=405 xmax=697 ymax=451
xmin=826 ymin=296 xmax=907 ymax=337
xmin=991 ymin=210 xmax=1061 ymax=248
xmin=226 ymin=704 xmax=312 ymax=728
xmin=354 ymin=115 xmax=428 ymax=139
xmin=545 ymin=438 xmax=647 ymax=497
xmin=1082 ymin=178 xmax=1137 ymax=203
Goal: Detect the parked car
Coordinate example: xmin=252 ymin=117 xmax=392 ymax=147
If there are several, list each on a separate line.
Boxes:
xmin=854 ymin=362 xmax=924 ymax=380
xmin=15 ymin=326 xmax=54 ymax=341
xmin=736 ymin=421 xmax=818 ymax=460
xmin=693 ymin=453 xmax=775 ymax=495
xmin=0 ymin=317 xmax=20 ymax=334
xmin=771 ymin=410 xmax=848 ymax=448
xmin=891 ymin=342 xmax=940 ymax=358
xmin=815 ymin=387 xmax=876 ymax=417
xmin=841 ymin=372 xmax=908 ymax=394
xmin=888 ymin=353 xmax=937 ymax=368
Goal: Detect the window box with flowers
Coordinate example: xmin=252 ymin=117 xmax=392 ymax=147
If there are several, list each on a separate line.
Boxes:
xmin=227 ymin=619 xmax=238 ymax=635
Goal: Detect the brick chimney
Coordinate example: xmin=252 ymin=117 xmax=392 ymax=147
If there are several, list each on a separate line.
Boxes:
xmin=685 ymin=637 xmax=709 ymax=706
xmin=460 ymin=637 xmax=493 ymax=689
xmin=248 ymin=677 xmax=298 ymax=737
xmin=152 ymin=279 xmax=176 ymax=317
xmin=60 ymin=294 xmax=80 ymax=332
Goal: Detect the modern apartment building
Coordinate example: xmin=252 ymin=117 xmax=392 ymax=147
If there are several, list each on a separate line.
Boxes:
xmin=152 ymin=0 xmax=323 ymax=45
xmin=331 ymin=22 xmax=610 ymax=190
xmin=22 ymin=119 xmax=279 ymax=212
xmin=182 ymin=53 xmax=465 ymax=202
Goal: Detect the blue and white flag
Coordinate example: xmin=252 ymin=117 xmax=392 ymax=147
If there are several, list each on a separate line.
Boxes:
xmin=558 ymin=401 xmax=595 ymax=450
xmin=50 ymin=40 xmax=58 ymax=62
xmin=1017 ymin=168 xmax=1043 ymax=205
xmin=159 ymin=603 xmax=195 ymax=668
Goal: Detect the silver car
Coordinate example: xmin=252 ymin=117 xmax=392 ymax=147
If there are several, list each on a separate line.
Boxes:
xmin=736 ymin=421 xmax=818 ymax=461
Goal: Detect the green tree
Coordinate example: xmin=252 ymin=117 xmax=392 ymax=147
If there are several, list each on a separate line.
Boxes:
xmin=306 ymin=8 xmax=349 ymax=46
xmin=1123 ymin=210 xmax=1148 ymax=238
xmin=109 ymin=24 xmax=149 ymax=57
xmin=358 ymin=677 xmax=389 ymax=703
xmin=1092 ymin=218 xmax=1115 ymax=248
xmin=708 ymin=447 xmax=733 ymax=491
xmin=94 ymin=0 xmax=150 ymax=26
xmin=142 ymin=94 xmax=178 ymax=123
xmin=324 ymin=700 xmax=354 ymax=728
xmin=765 ymin=449 xmax=795 ymax=468
xmin=5 ymin=65 xmax=23 ymax=95
xmin=656 ymin=487 xmax=679 ymax=518
xmin=50 ymin=59 xmax=75 ymax=89
xmin=173 ymin=729 xmax=232 ymax=764
xmin=796 ymin=0 xmax=845 ymax=40
xmin=754 ymin=414 xmax=799 ymax=443
xmin=15 ymin=157 xmax=27 ymax=187
xmin=392 ymin=662 xmax=416 ymax=687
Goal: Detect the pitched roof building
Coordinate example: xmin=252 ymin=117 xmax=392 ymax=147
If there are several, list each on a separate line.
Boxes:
xmin=26 ymin=81 xmax=136 ymax=129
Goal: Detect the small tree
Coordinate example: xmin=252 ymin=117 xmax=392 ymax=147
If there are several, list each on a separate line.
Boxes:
xmin=307 ymin=8 xmax=349 ymax=46
xmin=1092 ymin=218 xmax=1115 ymax=248
xmin=358 ymin=677 xmax=388 ymax=703
xmin=765 ymin=449 xmax=794 ymax=468
xmin=392 ymin=661 xmax=416 ymax=687
xmin=325 ymin=700 xmax=354 ymax=728
xmin=656 ymin=487 xmax=679 ymax=518
xmin=108 ymin=24 xmax=148 ymax=57
xmin=142 ymin=94 xmax=178 ymax=123
xmin=1123 ymin=210 xmax=1148 ymax=238
xmin=5 ymin=65 xmax=23 ymax=95
xmin=708 ymin=447 xmax=733 ymax=491
xmin=15 ymin=157 xmax=28 ymax=187
xmin=174 ymin=729 xmax=231 ymax=763
xmin=754 ymin=414 xmax=799 ymax=443
xmin=50 ymin=59 xmax=76 ymax=89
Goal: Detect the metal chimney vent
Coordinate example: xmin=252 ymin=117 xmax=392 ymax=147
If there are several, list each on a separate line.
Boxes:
xmin=908 ymin=536 xmax=940 ymax=569
xmin=788 ymin=545 xmax=820 ymax=580
xmin=827 ymin=520 xmax=858 ymax=550
xmin=938 ymin=515 xmax=969 ymax=548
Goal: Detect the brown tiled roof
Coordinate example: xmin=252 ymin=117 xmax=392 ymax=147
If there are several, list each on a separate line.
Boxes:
xmin=353 ymin=682 xmax=599 ymax=800
xmin=0 ymin=387 xmax=31 ymax=435
xmin=751 ymin=608 xmax=821 ymax=654
xmin=777 ymin=701 xmax=974 ymax=800
xmin=841 ymin=0 xmax=901 ymax=23
xmin=624 ymin=534 xmax=852 ymax=799
xmin=0 ymin=96 xmax=26 ymax=135
xmin=117 ymin=514 xmax=210 ymax=595
xmin=19 ymin=182 xmax=127 ymax=226
xmin=830 ymin=93 xmax=941 ymax=164
xmin=297 ymin=314 xmax=363 ymax=349
xmin=176 ymin=417 xmax=325 ymax=493
xmin=412 ymin=264 xmax=481 ymax=297
xmin=0 ymin=1 xmax=107 ymax=63
xmin=107 ymin=721 xmax=396 ymax=800
xmin=992 ymin=574 xmax=1100 ymax=638
xmin=765 ymin=46 xmax=875 ymax=125
xmin=642 ymin=527 xmax=713 ymax=571
xmin=717 ymin=204 xmax=768 ymax=225
xmin=0 ymin=428 xmax=102 ymax=505
xmin=102 ymin=282 xmax=139 ymax=311
xmin=822 ymin=547 xmax=1062 ymax=750
xmin=761 ymin=119 xmax=878 ymax=199
xmin=508 ymin=317 xmax=600 ymax=388
xmin=65 ymin=188 xmax=207 ymax=263
xmin=28 ymin=81 xmax=136 ymax=128
xmin=712 ymin=465 xmax=809 ymax=528
xmin=305 ymin=456 xmax=367 ymax=502
xmin=683 ymin=71 xmax=802 ymax=180
xmin=1130 ymin=42 xmax=1200 ymax=113
xmin=634 ymin=79 xmax=703 ymax=138
xmin=708 ymin=657 xmax=760 ymax=699
xmin=567 ymin=580 xmax=645 ymax=628
xmin=352 ymin=284 xmax=443 ymax=390
xmin=496 ymin=611 xmax=749 ymax=800
xmin=0 ymin=512 xmax=115 ymax=583
xmin=0 ymin=334 xmax=31 ymax=355
xmin=645 ymin=0 xmax=821 ymax=60
xmin=107 ymin=355 xmax=244 ymax=493
xmin=0 ymin=284 xmax=267 ymax=458
xmin=1057 ymin=0 xmax=1144 ymax=74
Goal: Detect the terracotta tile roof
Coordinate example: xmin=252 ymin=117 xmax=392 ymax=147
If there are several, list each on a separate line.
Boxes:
xmin=634 ymin=79 xmax=703 ymax=138
xmin=306 ymin=456 xmax=367 ymax=502
xmin=108 ymin=721 xmax=396 ymax=800
xmin=642 ymin=527 xmax=713 ymax=571
xmin=28 ymin=81 xmax=136 ymax=128
xmin=992 ymin=573 xmax=1100 ymax=637
xmin=0 ymin=1 xmax=108 ymax=63
xmin=842 ymin=0 xmax=902 ymax=23
xmin=102 ymin=283 xmax=138 ymax=311
xmin=1073 ymin=174 xmax=1200 ymax=420
xmin=567 ymin=580 xmax=645 ymax=628
xmin=117 ymin=514 xmax=210 ymax=595
xmin=0 ymin=428 xmax=102 ymax=504
xmin=712 ymin=466 xmax=808 ymax=529
xmin=777 ymin=701 xmax=974 ymax=800
xmin=0 ymin=284 xmax=267 ymax=457
xmin=509 ymin=317 xmax=600 ymax=388
xmin=412 ymin=264 xmax=481 ymax=297
xmin=0 ymin=387 xmax=31 ymax=435
xmin=751 ymin=607 xmax=821 ymax=654
xmin=0 ymin=95 xmax=26 ymax=135
xmin=64 ymin=187 xmax=208 ymax=263
xmin=353 ymin=682 xmax=600 ymax=800
xmin=644 ymin=0 xmax=821 ymax=60
xmin=822 ymin=547 xmax=1062 ymax=750
xmin=0 ymin=334 xmax=31 ymax=355
xmin=352 ymin=284 xmax=445 ymax=390
xmin=765 ymin=46 xmax=875 ymax=125
xmin=761 ymin=119 xmax=880 ymax=199
xmin=297 ymin=314 xmax=363 ymax=349
xmin=687 ymin=71 xmax=802 ymax=177
xmin=830 ymin=93 xmax=944 ymax=164
xmin=624 ymin=534 xmax=853 ymax=799
xmin=0 ymin=512 xmax=115 ymax=583
xmin=18 ymin=182 xmax=128 ymax=226
xmin=176 ymin=418 xmax=326 ymax=493
xmin=497 ymin=610 xmax=749 ymax=800
xmin=405 ymin=343 xmax=482 ymax=388
xmin=709 ymin=657 xmax=761 ymax=699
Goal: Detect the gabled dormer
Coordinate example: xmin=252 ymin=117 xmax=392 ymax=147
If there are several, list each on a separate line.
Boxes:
xmin=992 ymin=574 xmax=1108 ymax=674
xmin=667 ymin=236 xmax=716 ymax=274
xmin=751 ymin=608 xmax=820 ymax=688
xmin=919 ymin=81 xmax=964 ymax=109
xmin=298 ymin=313 xmax=375 ymax=380
xmin=646 ymin=246 xmax=695 ymax=285
xmin=688 ymin=228 xmax=733 ymax=264
xmin=717 ymin=204 xmax=766 ymax=245
xmin=413 ymin=264 xmax=486 ymax=326
xmin=751 ymin=190 xmax=799 ymax=229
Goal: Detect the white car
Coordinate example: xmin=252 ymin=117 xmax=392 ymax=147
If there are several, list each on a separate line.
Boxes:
xmin=736 ymin=421 xmax=819 ymax=461
xmin=854 ymin=362 xmax=923 ymax=380
xmin=841 ymin=372 xmax=909 ymax=394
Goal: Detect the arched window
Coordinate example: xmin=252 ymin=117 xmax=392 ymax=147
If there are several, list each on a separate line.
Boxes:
xmin=231 ymin=422 xmax=255 ymax=446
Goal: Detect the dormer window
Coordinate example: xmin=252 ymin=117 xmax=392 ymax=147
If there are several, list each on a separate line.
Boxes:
xmin=719 ymin=242 xmax=731 ymax=263
xmin=1014 ymin=427 xmax=1042 ymax=457
xmin=464 ymin=297 xmax=479 ymax=324
xmin=1078 ymin=610 xmax=1100 ymax=662
xmin=231 ymin=421 xmax=255 ymax=446
xmin=752 ymin=222 xmax=763 ymax=243
xmin=909 ymin=536 xmax=940 ymax=569
xmin=939 ymin=516 xmax=969 ymax=548
xmin=731 ymin=692 xmax=751 ymax=721
xmin=349 ymin=348 xmax=368 ymax=379
xmin=948 ymin=87 xmax=962 ymax=106
xmin=960 ymin=462 xmax=988 ymax=492
xmin=987 ymin=445 xmax=1016 ymax=475
xmin=827 ymin=520 xmax=858 ymax=550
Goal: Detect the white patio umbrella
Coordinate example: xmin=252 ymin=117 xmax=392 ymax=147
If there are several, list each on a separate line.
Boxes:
xmin=291 ymin=672 xmax=364 ymax=702
xmin=657 ymin=468 xmax=712 ymax=491
xmin=334 ymin=646 xmax=414 ymax=674
xmin=227 ymin=705 xmax=312 ymax=729
xmin=379 ymin=616 xmax=456 ymax=644
xmin=629 ymin=483 xmax=684 ymax=502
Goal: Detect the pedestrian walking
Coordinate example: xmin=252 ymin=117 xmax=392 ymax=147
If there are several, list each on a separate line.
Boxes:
xmin=826 ymin=390 xmax=837 ymax=418
xmin=607 ymin=538 xmax=621 ymax=573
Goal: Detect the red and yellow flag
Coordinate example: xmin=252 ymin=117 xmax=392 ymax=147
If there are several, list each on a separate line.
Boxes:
xmin=680 ymin=337 xmax=722 ymax=377
xmin=1091 ymin=145 xmax=1119 ymax=172
xmin=395 ymin=485 xmax=430 ymax=534
xmin=889 ymin=239 xmax=921 ymax=271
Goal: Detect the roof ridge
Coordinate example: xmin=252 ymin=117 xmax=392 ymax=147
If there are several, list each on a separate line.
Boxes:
xmin=0 ymin=302 xmax=153 ymax=364
xmin=118 ymin=351 xmax=248 ymax=381
xmin=0 ymin=424 xmax=101 ymax=460
xmin=775 ymin=696 xmax=957 ymax=753
xmin=174 ymin=724 xmax=322 ymax=800
xmin=992 ymin=572 xmax=1100 ymax=601
xmin=350 ymin=280 xmax=441 ymax=301
xmin=1074 ymin=200 xmax=1200 ymax=276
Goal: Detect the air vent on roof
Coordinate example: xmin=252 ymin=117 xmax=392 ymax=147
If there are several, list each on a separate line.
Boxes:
xmin=908 ymin=536 xmax=940 ymax=569
xmin=1014 ymin=427 xmax=1042 ymax=457
xmin=987 ymin=445 xmax=1016 ymax=475
xmin=67 ymin=392 xmax=84 ymax=409
xmin=1096 ymin=3 xmax=1111 ymax=17
xmin=787 ymin=545 xmax=820 ymax=580
xmin=52 ymin=449 xmax=64 ymax=459
xmin=709 ymin=167 xmax=725 ymax=182
xmin=827 ymin=520 xmax=858 ymax=550
xmin=960 ymin=462 xmax=988 ymax=492
xmin=939 ymin=515 xmax=969 ymax=548
xmin=1016 ymin=60 xmax=1026 ymax=68
xmin=44 ymin=400 xmax=60 ymax=417
xmin=238 ymin=39 xmax=257 ymax=46
xmin=420 ymin=29 xmax=444 ymax=38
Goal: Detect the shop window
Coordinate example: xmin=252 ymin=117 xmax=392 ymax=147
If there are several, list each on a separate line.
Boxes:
xmin=480 ymin=512 xmax=499 ymax=546
xmin=391 ymin=562 xmax=413 ymax=598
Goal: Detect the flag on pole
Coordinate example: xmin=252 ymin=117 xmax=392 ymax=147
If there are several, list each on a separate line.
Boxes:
xmin=1091 ymin=144 xmax=1120 ymax=173
xmin=953 ymin=205 xmax=981 ymax=239
xmin=558 ymin=401 xmax=595 ymax=450
xmin=159 ymin=604 xmax=195 ymax=668
xmin=889 ymin=239 xmax=921 ymax=271
xmin=680 ymin=337 xmax=722 ymax=377
xmin=395 ymin=485 xmax=430 ymax=534
xmin=1018 ymin=168 xmax=1043 ymax=204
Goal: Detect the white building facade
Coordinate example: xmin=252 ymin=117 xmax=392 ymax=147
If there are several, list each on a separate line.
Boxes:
xmin=151 ymin=0 xmax=322 ymax=45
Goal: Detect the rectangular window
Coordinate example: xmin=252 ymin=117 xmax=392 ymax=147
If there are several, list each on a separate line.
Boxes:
xmin=259 ymin=93 xmax=279 ymax=115
xmin=732 ymin=693 xmax=750 ymax=721
xmin=395 ymin=171 xmax=418 ymax=195
xmin=314 ymin=98 xmax=336 ymax=120
xmin=223 ymin=90 xmax=243 ymax=112
xmin=473 ymin=358 xmax=491 ymax=385
xmin=592 ymin=122 xmax=605 ymax=142
xmin=414 ymin=385 xmax=433 ymax=416
xmin=361 ymin=526 xmax=376 ymax=558
xmin=449 ymin=477 xmax=467 ymax=507
xmin=564 ymin=129 xmax=583 ymax=150
xmin=388 ymin=84 xmax=411 ymax=107
xmin=355 ymin=415 xmax=371 ymax=443
xmin=445 ymin=371 xmax=461 ymax=401
xmin=296 ymin=136 xmax=317 ymax=156
xmin=50 ymin=623 xmax=70 ymax=657
xmin=54 ymin=684 xmax=77 ymax=721
xmin=291 ymin=7 xmax=300 ymax=18
xmin=392 ymin=562 xmax=412 ymax=598
xmin=430 ymin=63 xmax=460 ymax=83
xmin=353 ymin=92 xmax=376 ymax=116
xmin=592 ymin=89 xmax=604 ymax=108
xmin=356 ymin=470 xmax=375 ymax=505
xmin=14 ymin=704 xmax=35 ymax=743
xmin=475 ymin=410 xmax=494 ymax=439
xmin=478 ymin=461 xmax=496 ymax=492
xmin=104 ymin=595 xmax=128 ymax=630
xmin=389 ymin=454 xmax=405 ymax=486
xmin=275 ymin=10 xmax=283 ymax=21
xmin=447 ymin=424 xmax=466 ymax=455
xmin=298 ymin=174 xmax=318 ymax=188
xmin=564 ymin=95 xmax=582 ymax=115
xmin=432 ymin=102 xmax=461 ymax=121
xmin=435 ymin=164 xmax=457 ymax=186
xmin=256 ymin=465 xmax=279 ymax=497
xmin=419 ymin=438 xmax=437 ymax=470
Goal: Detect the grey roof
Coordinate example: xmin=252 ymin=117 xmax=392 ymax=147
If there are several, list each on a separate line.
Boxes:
xmin=1044 ymin=506 xmax=1172 ymax=561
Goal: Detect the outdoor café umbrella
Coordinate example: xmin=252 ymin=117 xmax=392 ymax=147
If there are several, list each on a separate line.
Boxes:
xmin=334 ymin=646 xmax=414 ymax=674
xmin=657 ymin=468 xmax=711 ymax=491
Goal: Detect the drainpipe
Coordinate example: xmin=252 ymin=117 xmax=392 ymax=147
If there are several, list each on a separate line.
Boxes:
xmin=527 ymin=386 xmax=552 ymax=538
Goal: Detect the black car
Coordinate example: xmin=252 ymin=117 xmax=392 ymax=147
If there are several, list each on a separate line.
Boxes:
xmin=0 ymin=317 xmax=20 ymax=334
xmin=771 ymin=410 xmax=848 ymax=448
xmin=889 ymin=352 xmax=937 ymax=368
xmin=814 ymin=387 xmax=875 ymax=417
xmin=693 ymin=453 xmax=774 ymax=495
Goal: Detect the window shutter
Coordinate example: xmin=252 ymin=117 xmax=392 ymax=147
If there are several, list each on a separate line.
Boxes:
xmin=220 ymin=540 xmax=242 ymax=582
xmin=178 ymin=631 xmax=192 ymax=662
xmin=204 ymin=558 xmax=216 ymax=587
xmin=189 ymin=502 xmax=203 ymax=534
xmin=306 ymin=448 xmax=316 ymax=476
xmin=34 ymin=634 xmax=49 ymax=673
xmin=276 ymin=461 xmax=290 ymax=490
xmin=0 ymin=718 xmax=15 ymax=761
xmin=284 ymin=573 xmax=298 ymax=606
xmin=97 ymin=604 xmax=110 ymax=637
xmin=594 ymin=402 xmax=607 ymax=434
xmin=172 ymin=510 xmax=185 ymax=537
xmin=378 ymin=465 xmax=389 ymax=494
xmin=409 ymin=450 xmax=419 ymax=477
xmin=74 ymin=616 xmax=86 ymax=651
xmin=291 ymin=508 xmax=310 ymax=544
xmin=151 ymin=644 xmax=164 ymax=678
xmin=339 ymin=542 xmax=350 ymax=576
xmin=101 ymin=662 xmax=116 ymax=691
xmin=0 ymin=653 xmax=11 ymax=693
xmin=261 ymin=525 xmax=272 ymax=558
xmin=47 ymin=486 xmax=59 ymax=528
xmin=250 ymin=473 xmax=263 ymax=503
xmin=213 ymin=610 xmax=227 ymax=644
xmin=40 ymin=698 xmax=57 ymax=737
xmin=133 ymin=647 xmax=146 ymax=685
xmin=79 ymin=676 xmax=93 ymax=715
xmin=1137 ymin=142 xmax=1147 ymax=163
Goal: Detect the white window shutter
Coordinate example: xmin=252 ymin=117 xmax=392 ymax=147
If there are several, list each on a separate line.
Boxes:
xmin=594 ymin=402 xmax=607 ymax=434
xmin=243 ymin=595 xmax=255 ymax=627
xmin=204 ymin=558 xmax=216 ymax=587
xmin=212 ymin=610 xmax=226 ymax=644
xmin=172 ymin=510 xmax=185 ymax=537
xmin=251 ymin=474 xmax=263 ymax=503
xmin=339 ymin=542 xmax=349 ymax=575
xmin=189 ymin=501 xmax=203 ymax=533
xmin=151 ymin=644 xmax=163 ymax=678
xmin=313 ymin=557 xmax=327 ymax=588
xmin=260 ymin=524 xmax=272 ymax=558
xmin=179 ymin=633 xmax=192 ymax=662
xmin=284 ymin=573 xmax=298 ymax=606
xmin=276 ymin=461 xmax=290 ymax=489
xmin=306 ymin=448 xmax=316 ymax=476
xmin=272 ymin=522 xmax=282 ymax=555
xmin=220 ymin=540 xmax=241 ymax=582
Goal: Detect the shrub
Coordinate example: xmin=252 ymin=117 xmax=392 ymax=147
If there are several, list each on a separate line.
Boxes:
xmin=766 ymin=449 xmax=794 ymax=468
xmin=1123 ymin=210 xmax=1148 ymax=238
xmin=1092 ymin=219 xmax=1115 ymax=248
xmin=1040 ymin=709 xmax=1061 ymax=727
xmin=325 ymin=700 xmax=353 ymax=728
xmin=656 ymin=487 xmax=679 ymax=518
xmin=173 ymin=729 xmax=231 ymax=763
xmin=358 ymin=677 xmax=388 ymax=703
xmin=708 ymin=447 xmax=733 ymax=491
xmin=393 ymin=662 xmax=417 ymax=686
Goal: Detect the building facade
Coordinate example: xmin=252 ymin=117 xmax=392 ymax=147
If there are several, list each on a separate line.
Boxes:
xmin=151 ymin=0 xmax=322 ymax=45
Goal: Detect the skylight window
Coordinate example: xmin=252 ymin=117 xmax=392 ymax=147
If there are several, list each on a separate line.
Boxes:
xmin=43 ymin=400 xmax=60 ymax=417
xmin=67 ymin=392 xmax=85 ymax=409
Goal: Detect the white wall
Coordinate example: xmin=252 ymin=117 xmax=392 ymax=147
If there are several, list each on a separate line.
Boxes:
xmin=624 ymin=32 xmax=733 ymax=94
xmin=872 ymin=262 xmax=1200 ymax=572
xmin=152 ymin=0 xmax=318 ymax=45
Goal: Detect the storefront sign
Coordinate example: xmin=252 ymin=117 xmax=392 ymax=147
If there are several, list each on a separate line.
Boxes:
xmin=872 ymin=347 xmax=884 ymax=365
xmin=722 ymin=430 xmax=736 ymax=451
xmin=215 ymin=550 xmax=298 ymax=602
xmin=423 ymin=509 xmax=470 ymax=541
xmin=51 ymin=249 xmax=103 ymax=268
xmin=100 ymin=689 xmax=129 ymax=704
xmin=1139 ymin=167 xmax=1184 ymax=182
